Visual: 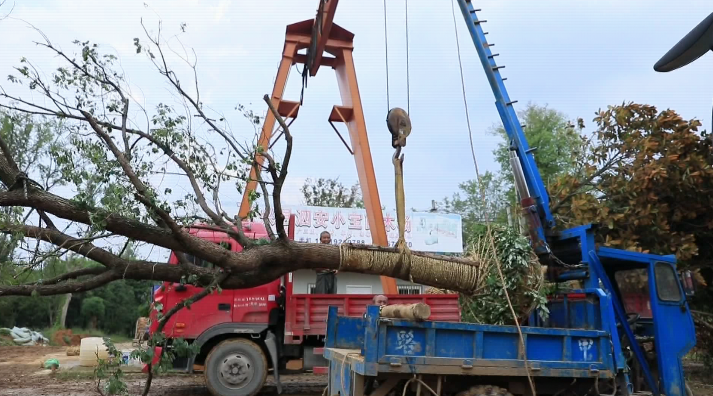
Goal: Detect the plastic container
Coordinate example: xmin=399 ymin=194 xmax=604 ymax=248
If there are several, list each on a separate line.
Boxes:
xmin=79 ymin=337 xmax=109 ymax=367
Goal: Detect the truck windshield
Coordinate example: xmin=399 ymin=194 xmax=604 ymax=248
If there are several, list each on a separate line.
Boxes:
xmin=176 ymin=241 xmax=232 ymax=269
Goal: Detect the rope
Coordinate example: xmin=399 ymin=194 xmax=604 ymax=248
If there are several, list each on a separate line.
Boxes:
xmin=383 ymin=0 xmax=390 ymax=111
xmin=402 ymin=376 xmax=440 ymax=396
xmin=449 ymin=1 xmax=537 ymax=395
xmin=405 ymin=0 xmax=410 ymax=114
xmin=339 ymin=244 xmax=485 ymax=294
xmin=449 ymin=0 xmax=477 ymax=176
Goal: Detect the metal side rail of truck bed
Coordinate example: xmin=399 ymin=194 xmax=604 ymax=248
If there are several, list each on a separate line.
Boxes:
xmin=322 ymin=289 xmax=623 ymax=396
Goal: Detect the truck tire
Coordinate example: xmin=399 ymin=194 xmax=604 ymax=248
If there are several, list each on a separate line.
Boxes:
xmin=204 ymin=338 xmax=268 ymax=396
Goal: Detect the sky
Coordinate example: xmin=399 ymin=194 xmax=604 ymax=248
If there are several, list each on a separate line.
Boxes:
xmin=1 ymin=0 xmax=712 ymax=261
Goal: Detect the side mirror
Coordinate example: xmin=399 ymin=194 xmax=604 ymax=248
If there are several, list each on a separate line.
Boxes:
xmin=680 ymin=270 xmax=695 ymax=297
xmin=175 ymin=284 xmax=187 ymax=292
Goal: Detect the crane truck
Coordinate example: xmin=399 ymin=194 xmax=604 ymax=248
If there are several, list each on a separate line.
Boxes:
xmin=148 ymin=2 xmax=703 ymax=396
xmin=320 ymin=2 xmax=700 ymax=396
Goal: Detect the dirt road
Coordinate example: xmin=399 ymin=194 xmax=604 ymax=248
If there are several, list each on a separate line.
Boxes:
xmin=0 ymin=344 xmax=326 ymax=396
xmin=2 ymin=344 xmax=712 ymax=395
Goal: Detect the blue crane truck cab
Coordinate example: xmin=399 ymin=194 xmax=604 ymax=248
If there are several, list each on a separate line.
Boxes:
xmin=322 ymin=222 xmax=696 ymax=396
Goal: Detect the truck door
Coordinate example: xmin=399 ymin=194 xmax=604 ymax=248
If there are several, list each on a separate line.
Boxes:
xmin=168 ymin=242 xmax=235 ymax=339
xmin=649 ymin=260 xmax=695 ymax=396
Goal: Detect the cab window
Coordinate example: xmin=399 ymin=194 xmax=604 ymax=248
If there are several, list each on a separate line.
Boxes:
xmin=182 ymin=241 xmax=232 ymax=269
xmin=614 ymin=268 xmax=652 ymax=318
xmin=654 ymin=262 xmax=683 ymax=302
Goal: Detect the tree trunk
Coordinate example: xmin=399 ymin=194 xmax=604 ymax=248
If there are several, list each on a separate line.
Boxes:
xmin=380 ymin=303 xmax=431 ymax=321
xmin=48 ymin=305 xmax=55 ymax=328
xmin=59 ymin=293 xmax=71 ymax=328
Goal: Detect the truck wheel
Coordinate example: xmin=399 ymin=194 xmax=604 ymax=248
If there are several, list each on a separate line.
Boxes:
xmin=204 ymin=338 xmax=268 ymax=396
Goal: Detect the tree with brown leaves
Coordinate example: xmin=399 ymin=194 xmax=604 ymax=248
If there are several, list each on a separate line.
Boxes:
xmin=550 ymin=102 xmax=713 ymax=267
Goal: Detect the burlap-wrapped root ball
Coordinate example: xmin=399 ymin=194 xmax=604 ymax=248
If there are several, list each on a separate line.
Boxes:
xmin=458 ymin=225 xmax=546 ymax=326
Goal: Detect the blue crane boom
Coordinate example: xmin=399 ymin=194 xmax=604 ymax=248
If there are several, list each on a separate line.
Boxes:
xmin=454 ymin=0 xmax=555 ymax=257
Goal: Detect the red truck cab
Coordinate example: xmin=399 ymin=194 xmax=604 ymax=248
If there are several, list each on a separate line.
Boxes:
xmin=148 ymin=219 xmax=461 ymax=396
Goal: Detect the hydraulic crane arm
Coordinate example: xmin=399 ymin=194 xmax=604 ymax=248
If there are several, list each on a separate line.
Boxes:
xmin=455 ymin=0 xmax=554 ymax=255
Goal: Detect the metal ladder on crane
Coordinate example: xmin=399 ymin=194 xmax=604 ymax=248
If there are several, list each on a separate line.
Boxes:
xmin=455 ymin=0 xmax=555 ymax=258
xmin=453 ymin=3 xmax=661 ymax=394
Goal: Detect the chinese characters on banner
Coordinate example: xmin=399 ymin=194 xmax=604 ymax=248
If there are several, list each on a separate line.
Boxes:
xmin=261 ymin=205 xmax=463 ymax=253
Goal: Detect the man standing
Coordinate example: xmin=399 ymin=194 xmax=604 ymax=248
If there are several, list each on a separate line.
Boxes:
xmin=314 ymin=231 xmax=337 ymax=294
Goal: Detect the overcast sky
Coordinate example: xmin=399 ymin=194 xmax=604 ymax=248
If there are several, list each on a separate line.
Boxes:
xmin=1 ymin=0 xmax=712 ymax=260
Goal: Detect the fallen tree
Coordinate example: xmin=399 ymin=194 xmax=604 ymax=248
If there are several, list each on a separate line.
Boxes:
xmin=0 ymin=22 xmax=494 ymax=299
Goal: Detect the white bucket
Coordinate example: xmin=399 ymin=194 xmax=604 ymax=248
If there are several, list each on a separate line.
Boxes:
xmin=79 ymin=337 xmax=109 ymax=367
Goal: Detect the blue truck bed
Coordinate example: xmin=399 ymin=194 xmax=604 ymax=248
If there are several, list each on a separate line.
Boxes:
xmin=323 ymin=289 xmax=622 ymax=396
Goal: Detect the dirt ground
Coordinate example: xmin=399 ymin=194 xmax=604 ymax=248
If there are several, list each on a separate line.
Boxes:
xmin=1 ymin=344 xmax=713 ymax=396
xmin=0 ymin=343 xmax=326 ymax=396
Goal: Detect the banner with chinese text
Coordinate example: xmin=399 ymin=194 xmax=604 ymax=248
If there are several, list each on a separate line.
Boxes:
xmin=263 ymin=205 xmax=463 ymax=253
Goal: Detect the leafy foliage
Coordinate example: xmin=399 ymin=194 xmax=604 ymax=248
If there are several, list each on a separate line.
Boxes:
xmin=94 ymin=338 xmax=129 ymax=395
xmin=460 ymin=226 xmax=547 ymax=325
xmin=550 ymin=103 xmax=713 ymax=264
xmin=438 ymin=171 xmax=511 ymax=243
xmin=301 ymin=177 xmax=364 ymax=208
xmin=444 ymin=104 xmax=586 ymax=243
xmin=81 ymin=296 xmax=105 ymax=329
xmin=492 ymin=103 xmax=586 ymax=195
xmin=0 ymin=111 xmax=65 ymax=265
xmin=0 ymin=254 xmax=153 ymax=335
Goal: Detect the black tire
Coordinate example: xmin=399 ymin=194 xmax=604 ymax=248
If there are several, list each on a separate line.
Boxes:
xmin=204 ymin=338 xmax=268 ymax=396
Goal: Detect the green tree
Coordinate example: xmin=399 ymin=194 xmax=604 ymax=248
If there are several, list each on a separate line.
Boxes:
xmin=492 ymin=103 xmax=586 ymax=186
xmin=440 ymin=104 xmax=584 ymax=243
xmin=81 ymin=296 xmax=105 ymax=330
xmin=300 ymin=177 xmax=364 ymax=208
xmin=438 ymin=172 xmax=511 ymax=243
xmin=0 ymin=111 xmax=64 ymax=269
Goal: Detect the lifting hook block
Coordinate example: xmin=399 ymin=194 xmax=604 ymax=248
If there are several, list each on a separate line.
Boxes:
xmin=386 ymin=107 xmax=412 ymax=149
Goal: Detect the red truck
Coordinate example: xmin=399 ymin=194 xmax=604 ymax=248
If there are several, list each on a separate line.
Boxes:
xmin=147 ymin=219 xmax=461 ymax=396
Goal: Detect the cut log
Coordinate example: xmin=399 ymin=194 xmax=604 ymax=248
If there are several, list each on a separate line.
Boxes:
xmin=380 ymin=303 xmax=431 ymax=321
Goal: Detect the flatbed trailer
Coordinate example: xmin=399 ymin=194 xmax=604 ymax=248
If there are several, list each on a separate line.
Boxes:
xmin=323 ymin=289 xmax=625 ymax=396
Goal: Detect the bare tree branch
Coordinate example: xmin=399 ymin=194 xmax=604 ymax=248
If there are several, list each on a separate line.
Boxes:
xmin=257 ymin=170 xmax=276 ymax=240
xmin=140 ymin=20 xmax=248 ymax=162
xmin=37 ymin=266 xmax=107 ymax=285
xmin=1 ymin=270 xmax=118 ymax=296
xmin=260 ymin=95 xmax=292 ymax=240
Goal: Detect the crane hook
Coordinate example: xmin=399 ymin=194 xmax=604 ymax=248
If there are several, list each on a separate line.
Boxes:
xmin=386 ymin=107 xmax=413 ymax=282
xmin=386 ymin=107 xmax=412 ymax=149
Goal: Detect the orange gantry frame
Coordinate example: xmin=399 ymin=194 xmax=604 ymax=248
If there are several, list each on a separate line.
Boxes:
xmin=237 ymin=0 xmax=398 ymax=294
